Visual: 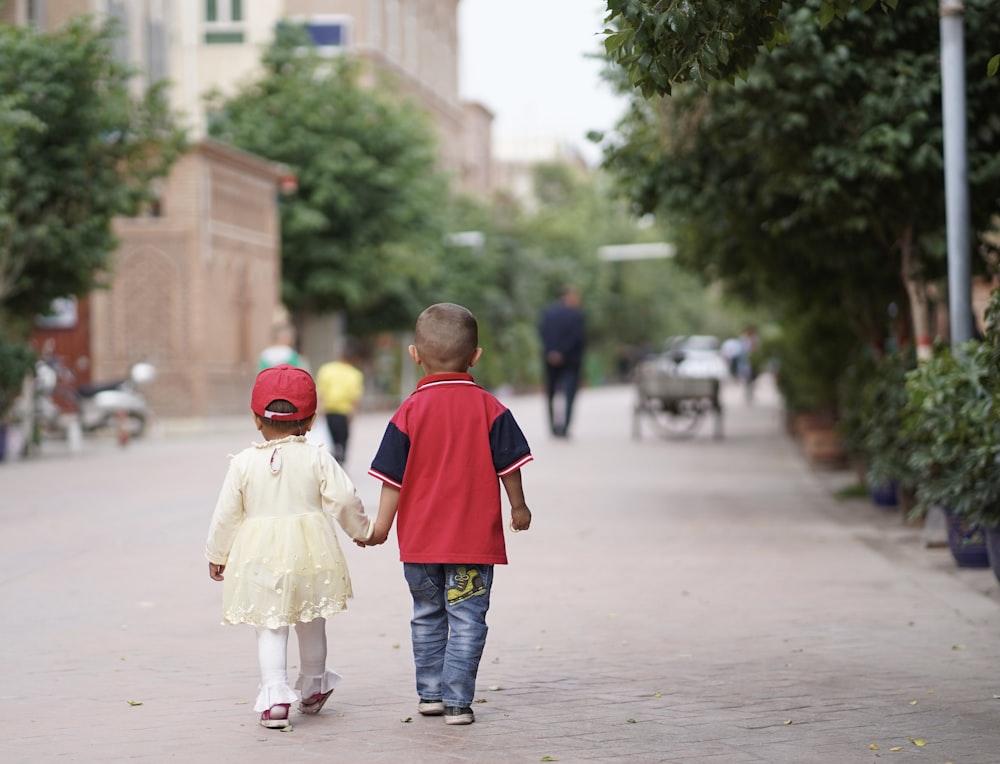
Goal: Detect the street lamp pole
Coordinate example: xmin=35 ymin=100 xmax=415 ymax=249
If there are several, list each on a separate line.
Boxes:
xmin=940 ymin=0 xmax=973 ymax=344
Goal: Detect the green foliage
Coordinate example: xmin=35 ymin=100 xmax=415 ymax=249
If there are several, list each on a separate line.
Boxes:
xmin=768 ymin=304 xmax=862 ymax=415
xmin=603 ymin=0 xmax=896 ymax=96
xmin=207 ymin=25 xmax=450 ymax=335
xmin=0 ymin=338 xmax=34 ymax=421
xmin=900 ymin=288 xmax=1000 ymax=527
xmin=436 ymin=165 xmax=751 ymax=392
xmin=851 ymin=347 xmax=918 ymax=492
xmin=0 ymin=17 xmax=186 ymax=323
xmin=603 ymin=0 xmax=1000 ymax=409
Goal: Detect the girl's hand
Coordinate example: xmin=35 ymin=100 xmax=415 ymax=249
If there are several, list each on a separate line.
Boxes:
xmin=208 ymin=562 xmax=225 ymax=581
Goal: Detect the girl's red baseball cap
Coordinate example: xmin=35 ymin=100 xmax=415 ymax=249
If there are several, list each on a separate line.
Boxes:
xmin=251 ymin=364 xmax=317 ymax=420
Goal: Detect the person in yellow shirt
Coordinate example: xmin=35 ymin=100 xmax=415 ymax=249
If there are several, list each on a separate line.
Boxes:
xmin=316 ymin=341 xmax=365 ymax=464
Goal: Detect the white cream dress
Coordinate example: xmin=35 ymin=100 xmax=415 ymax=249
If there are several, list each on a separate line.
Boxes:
xmin=205 ymin=435 xmax=374 ymax=629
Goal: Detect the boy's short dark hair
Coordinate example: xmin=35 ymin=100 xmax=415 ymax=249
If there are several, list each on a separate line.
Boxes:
xmin=414 ymin=303 xmax=478 ymax=370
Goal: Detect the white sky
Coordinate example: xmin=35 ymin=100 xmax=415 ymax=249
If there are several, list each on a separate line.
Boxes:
xmin=457 ymin=0 xmax=628 ymax=166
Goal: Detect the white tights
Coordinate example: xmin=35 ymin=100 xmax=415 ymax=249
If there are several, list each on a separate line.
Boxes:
xmin=253 ymin=618 xmax=342 ymax=712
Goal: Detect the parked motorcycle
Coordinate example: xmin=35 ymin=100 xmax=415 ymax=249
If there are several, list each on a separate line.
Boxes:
xmin=34 ymin=355 xmax=155 ymax=445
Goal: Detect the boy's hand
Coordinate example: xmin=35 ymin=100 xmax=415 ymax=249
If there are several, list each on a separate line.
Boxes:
xmin=510 ymin=504 xmax=532 ymax=532
xmin=356 ymin=523 xmax=391 ymax=548
xmin=208 ymin=562 xmax=225 ymax=581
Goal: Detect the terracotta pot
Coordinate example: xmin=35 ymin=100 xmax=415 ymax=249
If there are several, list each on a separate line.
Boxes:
xmin=801 ymin=427 xmax=849 ymax=470
xmin=791 ymin=410 xmax=836 ymax=440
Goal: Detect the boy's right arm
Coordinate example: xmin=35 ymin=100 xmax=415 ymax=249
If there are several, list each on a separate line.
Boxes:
xmin=361 ymin=483 xmax=400 ymax=546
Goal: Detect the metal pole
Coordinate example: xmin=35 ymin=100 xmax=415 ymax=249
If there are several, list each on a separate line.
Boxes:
xmin=940 ymin=0 xmax=973 ymax=344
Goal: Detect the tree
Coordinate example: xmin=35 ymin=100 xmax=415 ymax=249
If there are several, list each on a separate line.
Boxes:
xmin=603 ymin=0 xmax=1000 ymax=362
xmin=207 ymin=25 xmax=451 ymax=335
xmin=603 ymin=0 xmax=898 ymax=96
xmin=438 ymin=164 xmax=751 ymax=391
xmin=0 ymin=17 xmax=185 ymax=338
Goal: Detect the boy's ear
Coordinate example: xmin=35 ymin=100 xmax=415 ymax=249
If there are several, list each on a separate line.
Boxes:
xmin=469 ymin=347 xmax=484 ymax=368
xmin=408 ymin=344 xmax=421 ymax=365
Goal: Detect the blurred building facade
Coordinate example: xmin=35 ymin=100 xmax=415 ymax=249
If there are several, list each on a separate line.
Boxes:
xmin=3 ymin=0 xmax=493 ymax=418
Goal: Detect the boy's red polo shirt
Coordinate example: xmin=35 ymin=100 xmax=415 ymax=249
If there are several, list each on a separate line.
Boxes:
xmin=368 ymin=373 xmax=533 ymax=564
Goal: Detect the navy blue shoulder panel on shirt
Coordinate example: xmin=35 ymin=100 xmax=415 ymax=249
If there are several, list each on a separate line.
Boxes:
xmin=489 ymin=409 xmax=532 ymax=473
xmin=369 ymin=420 xmax=410 ymax=485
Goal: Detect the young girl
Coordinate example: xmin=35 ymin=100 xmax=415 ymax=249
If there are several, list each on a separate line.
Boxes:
xmin=205 ymin=364 xmax=375 ymax=728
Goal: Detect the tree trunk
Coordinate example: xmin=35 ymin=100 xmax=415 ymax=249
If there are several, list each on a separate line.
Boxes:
xmin=899 ymin=226 xmax=932 ymax=362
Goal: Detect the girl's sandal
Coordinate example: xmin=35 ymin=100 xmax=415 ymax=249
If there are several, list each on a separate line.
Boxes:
xmin=298 ymin=689 xmax=334 ymax=715
xmin=259 ymin=703 xmax=292 ymax=728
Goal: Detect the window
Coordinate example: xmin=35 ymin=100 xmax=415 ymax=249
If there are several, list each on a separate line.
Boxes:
xmin=26 ymin=0 xmax=47 ymax=29
xmin=205 ymin=0 xmax=245 ymax=44
xmin=305 ymin=16 xmax=352 ymax=54
xmin=282 ymin=16 xmax=352 ymax=56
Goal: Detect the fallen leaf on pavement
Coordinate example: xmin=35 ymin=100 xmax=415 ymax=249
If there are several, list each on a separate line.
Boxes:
xmin=890 ymin=747 xmax=903 ymax=752
xmin=541 ymin=757 xmax=558 ymax=762
xmin=401 ymin=717 xmax=412 ymax=723
xmin=653 ymin=692 xmax=662 ymax=698
xmin=489 ymin=684 xmax=503 ymax=691
xmin=908 ymin=737 xmax=927 ymax=747
xmin=626 ymin=718 xmax=636 ymax=724
xmin=127 ymin=700 xmax=143 ymax=706
xmin=783 ymin=720 xmax=793 ymax=725
xmin=868 ymin=744 xmax=879 ymax=750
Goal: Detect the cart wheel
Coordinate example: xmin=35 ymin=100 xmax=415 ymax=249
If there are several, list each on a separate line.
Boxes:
xmin=646 ymin=398 xmax=703 ymax=439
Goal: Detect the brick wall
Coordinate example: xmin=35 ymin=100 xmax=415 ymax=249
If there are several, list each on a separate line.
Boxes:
xmin=95 ymin=141 xmax=286 ymax=419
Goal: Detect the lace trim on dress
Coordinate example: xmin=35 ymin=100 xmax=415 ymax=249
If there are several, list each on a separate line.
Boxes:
xmin=251 ymin=434 xmax=308 ymax=449
xmin=223 ymin=596 xmax=351 ymax=629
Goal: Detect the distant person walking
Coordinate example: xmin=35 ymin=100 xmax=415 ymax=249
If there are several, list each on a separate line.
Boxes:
xmin=316 ymin=340 xmax=365 ymax=464
xmin=538 ymin=285 xmax=585 ymax=438
xmin=258 ymin=323 xmax=304 ymax=371
xmin=204 ymin=364 xmax=375 ymax=729
xmin=365 ymin=302 xmax=533 ymax=726
xmin=737 ymin=325 xmax=760 ymax=404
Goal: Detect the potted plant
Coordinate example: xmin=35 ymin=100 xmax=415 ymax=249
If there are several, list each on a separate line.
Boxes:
xmin=859 ymin=347 xmax=919 ymax=510
xmin=0 ymin=338 xmax=36 ymax=462
xmin=900 ymin=311 xmax=1000 ymax=570
xmin=771 ymin=308 xmax=860 ymax=469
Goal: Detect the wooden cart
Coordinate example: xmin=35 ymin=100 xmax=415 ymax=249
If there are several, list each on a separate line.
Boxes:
xmin=632 ymin=356 xmax=723 ymax=440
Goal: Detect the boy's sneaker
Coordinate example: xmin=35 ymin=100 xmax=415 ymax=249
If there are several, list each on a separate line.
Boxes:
xmin=418 ymin=699 xmax=445 ymax=716
xmin=443 ymin=706 xmax=475 ymax=725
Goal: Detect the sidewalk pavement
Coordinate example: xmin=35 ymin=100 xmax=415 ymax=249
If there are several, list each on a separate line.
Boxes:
xmin=2 ymin=375 xmax=999 ymax=764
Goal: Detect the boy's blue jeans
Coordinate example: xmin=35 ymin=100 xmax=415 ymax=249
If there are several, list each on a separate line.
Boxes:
xmin=403 ymin=562 xmax=494 ymax=708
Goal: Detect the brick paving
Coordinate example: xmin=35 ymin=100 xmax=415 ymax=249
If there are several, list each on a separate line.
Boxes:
xmin=2 ymin=375 xmax=999 ymax=764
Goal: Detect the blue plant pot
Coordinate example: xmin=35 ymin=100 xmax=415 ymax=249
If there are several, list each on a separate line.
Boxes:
xmin=945 ymin=509 xmax=990 ymax=568
xmin=869 ymin=480 xmax=899 ymax=508
xmin=985 ymin=528 xmax=1000 ymax=585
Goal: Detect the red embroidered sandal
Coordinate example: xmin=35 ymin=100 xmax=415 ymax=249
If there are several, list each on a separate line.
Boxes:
xmin=259 ymin=703 xmax=291 ymax=728
xmin=298 ymin=689 xmax=334 ymax=715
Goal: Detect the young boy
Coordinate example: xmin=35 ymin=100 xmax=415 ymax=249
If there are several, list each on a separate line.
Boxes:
xmin=366 ymin=303 xmax=533 ymax=725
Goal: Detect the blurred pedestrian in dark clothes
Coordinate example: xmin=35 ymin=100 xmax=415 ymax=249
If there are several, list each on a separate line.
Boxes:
xmin=538 ymin=285 xmax=585 ymax=438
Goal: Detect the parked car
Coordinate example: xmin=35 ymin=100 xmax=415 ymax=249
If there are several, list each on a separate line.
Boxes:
xmin=664 ymin=335 xmax=730 ymax=380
